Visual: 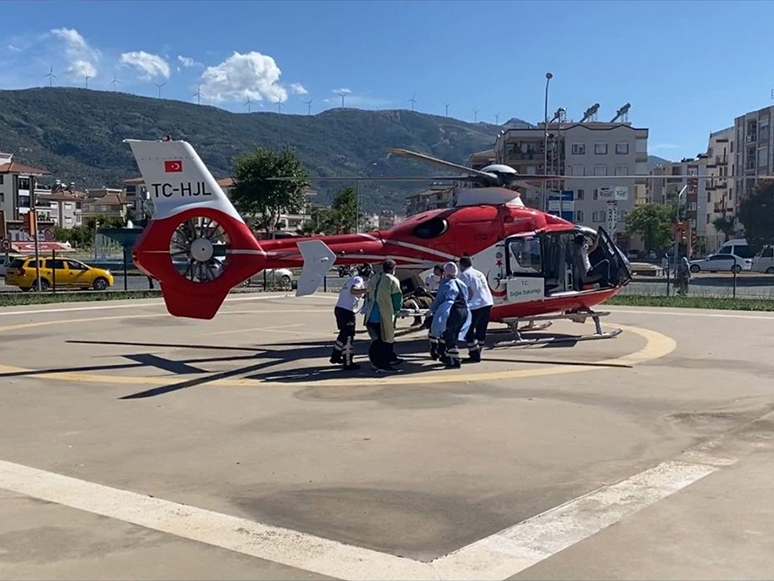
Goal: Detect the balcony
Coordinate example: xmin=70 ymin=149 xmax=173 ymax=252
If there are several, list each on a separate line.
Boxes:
xmin=746 ymin=134 xmax=757 ymax=143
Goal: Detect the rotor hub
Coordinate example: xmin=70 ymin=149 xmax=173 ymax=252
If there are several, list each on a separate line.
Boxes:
xmin=190 ymin=238 xmax=214 ymax=262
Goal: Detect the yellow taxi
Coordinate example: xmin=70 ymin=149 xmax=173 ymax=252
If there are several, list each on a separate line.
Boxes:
xmin=6 ymin=257 xmax=114 ymax=291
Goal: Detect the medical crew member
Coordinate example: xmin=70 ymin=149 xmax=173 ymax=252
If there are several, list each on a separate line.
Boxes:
xmin=428 ymin=262 xmax=470 ymax=369
xmin=330 ymin=264 xmax=371 ymax=370
xmin=458 ymin=256 xmax=494 ymax=363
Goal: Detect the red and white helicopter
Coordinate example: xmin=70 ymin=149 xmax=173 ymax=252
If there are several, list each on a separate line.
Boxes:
xmin=126 ymin=139 xmax=632 ymax=343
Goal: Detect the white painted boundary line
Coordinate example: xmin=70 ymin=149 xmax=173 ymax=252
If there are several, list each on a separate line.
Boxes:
xmin=0 ymin=459 xmax=438 ymax=581
xmin=430 ymin=460 xmax=723 ymax=580
xmin=608 ymin=307 xmax=774 ymax=320
xmin=0 ymin=453 xmax=734 ymax=581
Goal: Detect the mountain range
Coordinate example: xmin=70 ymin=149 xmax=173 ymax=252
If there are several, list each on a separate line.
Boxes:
xmin=0 ymin=88 xmax=668 ymax=213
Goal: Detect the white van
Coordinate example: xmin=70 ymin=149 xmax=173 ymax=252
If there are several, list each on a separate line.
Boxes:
xmin=717 ymin=238 xmax=755 ymax=260
xmin=752 ymin=245 xmax=774 ymax=274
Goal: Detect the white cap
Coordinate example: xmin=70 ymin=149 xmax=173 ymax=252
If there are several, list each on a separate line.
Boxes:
xmin=443 ymin=261 xmax=458 ymax=276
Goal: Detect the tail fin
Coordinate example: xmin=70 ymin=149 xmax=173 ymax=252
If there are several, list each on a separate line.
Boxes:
xmin=126 ymin=139 xmax=265 ymax=319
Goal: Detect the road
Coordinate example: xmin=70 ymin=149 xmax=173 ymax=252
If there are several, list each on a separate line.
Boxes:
xmin=0 ymin=295 xmax=774 ymax=579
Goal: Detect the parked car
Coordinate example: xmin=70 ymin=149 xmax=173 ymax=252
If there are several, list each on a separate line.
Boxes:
xmin=5 ymin=257 xmax=114 ymax=291
xmin=716 ymin=238 xmax=755 ymax=259
xmin=752 ymin=245 xmax=774 ymax=274
xmin=245 ymin=268 xmax=294 ymax=288
xmin=689 ymin=254 xmax=752 ymax=273
xmin=0 ymin=254 xmax=23 ymax=278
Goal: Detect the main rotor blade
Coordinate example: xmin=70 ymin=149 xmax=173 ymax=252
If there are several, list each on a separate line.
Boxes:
xmin=266 ymin=175 xmax=478 ymax=182
xmin=384 ymin=148 xmax=497 ymax=181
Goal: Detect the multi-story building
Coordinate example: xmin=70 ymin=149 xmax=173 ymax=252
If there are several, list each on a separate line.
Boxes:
xmin=405 ymin=184 xmax=456 ymax=216
xmin=492 ymin=119 xmax=648 ymax=246
xmin=82 ymin=189 xmax=128 ymax=222
xmin=0 ymin=153 xmax=50 ymax=221
xmin=704 ymin=127 xmax=735 ymax=251
xmin=34 ymin=185 xmax=85 ymax=229
xmin=734 ymin=105 xmax=774 ymax=237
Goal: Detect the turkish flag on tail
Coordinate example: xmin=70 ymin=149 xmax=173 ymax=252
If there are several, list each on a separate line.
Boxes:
xmin=164 ymin=160 xmax=183 ymax=172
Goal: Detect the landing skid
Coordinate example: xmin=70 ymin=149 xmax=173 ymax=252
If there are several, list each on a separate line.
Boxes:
xmin=496 ymin=309 xmax=622 ymax=347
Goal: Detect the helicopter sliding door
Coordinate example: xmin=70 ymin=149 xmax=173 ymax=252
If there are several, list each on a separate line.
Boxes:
xmin=595 ymin=227 xmax=632 ymax=287
xmin=503 ymin=234 xmax=546 ymax=303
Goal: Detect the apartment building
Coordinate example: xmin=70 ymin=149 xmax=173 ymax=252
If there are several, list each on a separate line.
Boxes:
xmin=704 ymin=127 xmax=735 ymax=251
xmin=82 ymin=188 xmax=128 ymax=222
xmin=0 ymin=153 xmax=50 ymax=221
xmin=34 ymin=185 xmax=85 ymax=229
xmin=406 ymin=184 xmax=456 ymax=216
xmin=493 ymin=119 xmax=648 ymax=246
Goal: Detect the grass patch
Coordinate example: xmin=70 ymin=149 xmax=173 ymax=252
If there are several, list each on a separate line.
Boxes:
xmin=0 ymin=290 xmax=163 ymax=307
xmin=607 ymin=295 xmax=774 ymax=311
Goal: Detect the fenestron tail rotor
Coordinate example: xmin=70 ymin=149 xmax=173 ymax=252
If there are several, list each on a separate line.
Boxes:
xmin=170 ymin=216 xmax=230 ymax=283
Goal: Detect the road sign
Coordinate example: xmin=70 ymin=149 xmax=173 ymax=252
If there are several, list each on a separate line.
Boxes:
xmin=1 ymin=238 xmax=10 ymax=252
xmin=606 ymin=203 xmax=618 ymax=234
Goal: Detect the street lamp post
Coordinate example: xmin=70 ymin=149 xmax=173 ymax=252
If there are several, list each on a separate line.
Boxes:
xmin=543 ymin=72 xmax=553 ymax=212
xmin=673 ymin=184 xmax=688 ymax=278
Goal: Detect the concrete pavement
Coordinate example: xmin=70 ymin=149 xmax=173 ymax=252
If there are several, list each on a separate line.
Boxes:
xmin=0 ymin=295 xmax=773 ymax=579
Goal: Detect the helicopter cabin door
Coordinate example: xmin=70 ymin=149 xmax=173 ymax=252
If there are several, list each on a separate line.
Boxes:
xmin=503 ymin=233 xmax=546 ymax=304
xmin=595 ymin=227 xmax=632 ymax=287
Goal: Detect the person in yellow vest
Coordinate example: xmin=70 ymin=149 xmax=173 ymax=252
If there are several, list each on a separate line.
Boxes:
xmin=363 ymin=259 xmax=403 ymax=372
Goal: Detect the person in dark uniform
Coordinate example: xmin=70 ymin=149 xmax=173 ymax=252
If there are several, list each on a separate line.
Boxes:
xmin=330 ymin=264 xmax=372 ymax=370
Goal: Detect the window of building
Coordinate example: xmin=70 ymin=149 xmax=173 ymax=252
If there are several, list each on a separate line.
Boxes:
xmin=575 ymin=210 xmax=584 ymax=222
xmin=594 ymin=165 xmax=607 ymax=176
xmin=571 ymin=143 xmax=585 ymax=155
xmin=593 ymin=188 xmax=598 ymax=200
xmin=125 ymin=185 xmax=137 ymax=195
xmin=17 ymin=177 xmax=30 ymax=191
xmin=0 ymin=193 xmax=4 ymax=203
xmin=571 ymin=165 xmax=584 ymax=176
xmin=615 ymin=143 xmax=629 ymax=155
xmin=65 ymin=216 xmax=73 ymax=223
xmin=615 ymin=165 xmax=629 ymax=176
xmin=101 ymin=205 xmax=109 ymax=212
xmin=64 ymin=202 xmax=73 ymax=210
xmin=706 ymin=214 xmax=710 ymax=224
xmin=592 ymin=211 xmax=605 ymax=223
xmin=18 ymin=195 xmax=30 ymax=208
xmin=576 ymin=189 xmax=585 ymax=200
xmin=594 ymin=143 xmax=608 ymax=155
xmin=0 ymin=175 xmax=3 ymax=185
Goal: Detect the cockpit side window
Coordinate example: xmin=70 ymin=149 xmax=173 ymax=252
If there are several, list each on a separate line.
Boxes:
xmin=412 ymin=217 xmax=449 ymax=239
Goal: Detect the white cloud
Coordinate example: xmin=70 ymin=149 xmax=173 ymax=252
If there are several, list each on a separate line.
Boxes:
xmin=7 ymin=44 xmax=21 ymax=53
xmin=177 ymin=55 xmax=198 ymax=68
xmin=333 ymin=87 xmax=352 ymax=95
xmin=120 ymin=51 xmax=171 ymax=80
xmin=199 ymin=51 xmax=289 ymax=104
xmin=290 ymin=82 xmax=308 ymax=95
xmin=50 ymin=27 xmax=99 ymax=79
xmin=68 ymin=59 xmax=96 ymax=78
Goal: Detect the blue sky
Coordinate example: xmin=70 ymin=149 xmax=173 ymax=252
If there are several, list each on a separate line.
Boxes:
xmin=3 ymin=1 xmax=774 ymax=160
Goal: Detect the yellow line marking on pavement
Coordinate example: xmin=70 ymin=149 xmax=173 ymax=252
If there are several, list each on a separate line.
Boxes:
xmin=0 ymin=309 xmax=676 ymax=387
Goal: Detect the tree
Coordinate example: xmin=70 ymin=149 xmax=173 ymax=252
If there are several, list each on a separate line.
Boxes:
xmin=231 ymin=147 xmax=310 ymax=236
xmin=712 ymin=216 xmax=735 ymax=243
xmin=625 ymin=204 xmax=675 ymax=252
xmin=329 ymin=187 xmax=358 ymax=234
xmin=738 ymin=181 xmax=774 ymax=251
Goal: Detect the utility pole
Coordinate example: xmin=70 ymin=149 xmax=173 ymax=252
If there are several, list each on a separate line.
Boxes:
xmin=543 ymin=72 xmax=553 ymax=212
